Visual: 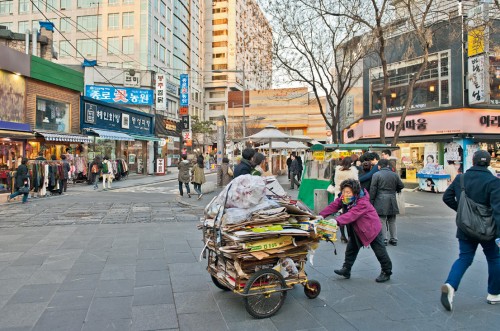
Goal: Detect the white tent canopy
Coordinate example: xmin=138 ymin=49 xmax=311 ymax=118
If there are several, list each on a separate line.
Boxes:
xmin=258 ymin=141 xmax=309 ymax=150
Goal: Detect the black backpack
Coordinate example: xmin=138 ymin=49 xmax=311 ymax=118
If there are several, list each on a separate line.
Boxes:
xmin=455 ymin=175 xmax=496 ymax=241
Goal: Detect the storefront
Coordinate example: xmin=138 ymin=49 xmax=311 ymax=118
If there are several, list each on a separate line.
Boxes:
xmin=154 ymin=115 xmax=181 ymax=167
xmin=80 ymin=97 xmax=158 ymax=174
xmin=343 ymin=108 xmax=500 ymax=185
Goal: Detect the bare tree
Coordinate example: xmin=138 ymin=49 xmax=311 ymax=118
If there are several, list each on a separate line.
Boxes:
xmin=262 ymin=1 xmax=368 ymax=143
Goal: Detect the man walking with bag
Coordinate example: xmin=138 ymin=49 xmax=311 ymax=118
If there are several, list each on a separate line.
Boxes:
xmin=441 ymin=150 xmax=500 ymax=311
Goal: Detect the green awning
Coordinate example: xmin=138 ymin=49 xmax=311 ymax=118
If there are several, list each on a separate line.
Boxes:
xmin=130 ymin=135 xmax=162 ymax=142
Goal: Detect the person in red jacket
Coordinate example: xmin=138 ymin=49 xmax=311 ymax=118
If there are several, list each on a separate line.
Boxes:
xmin=319 ymin=179 xmax=393 ymax=283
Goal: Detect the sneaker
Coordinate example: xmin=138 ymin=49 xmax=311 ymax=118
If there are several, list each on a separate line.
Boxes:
xmin=487 ymin=293 xmax=500 ymax=305
xmin=375 ymin=271 xmax=391 ymax=283
xmin=389 ymin=239 xmax=398 ymax=246
xmin=198 ymin=194 xmax=203 ymax=200
xmin=334 ymin=268 xmax=351 ymax=279
xmin=384 ymin=239 xmax=388 ymax=246
xmin=441 ymin=283 xmax=454 ymax=311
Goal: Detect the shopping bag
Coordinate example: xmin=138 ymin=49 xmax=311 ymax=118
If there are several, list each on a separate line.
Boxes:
xmin=397 ymin=192 xmax=405 ymax=215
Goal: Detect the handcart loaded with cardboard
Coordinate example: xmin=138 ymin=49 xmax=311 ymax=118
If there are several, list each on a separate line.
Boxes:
xmin=199 ymin=175 xmax=337 ymax=318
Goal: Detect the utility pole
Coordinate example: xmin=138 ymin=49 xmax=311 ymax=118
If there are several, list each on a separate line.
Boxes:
xmin=242 ymin=67 xmax=246 ymax=138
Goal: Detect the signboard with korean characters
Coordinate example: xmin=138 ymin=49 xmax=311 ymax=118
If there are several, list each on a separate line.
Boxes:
xmin=181 ymin=116 xmax=190 ymax=131
xmin=81 ymin=98 xmax=154 ymax=136
xmin=123 ymin=71 xmax=140 ymax=87
xmin=155 ymin=74 xmax=166 ymax=111
xmin=182 ymin=130 xmax=192 ymax=147
xmin=468 ymin=55 xmax=487 ymax=105
xmin=180 ymin=74 xmax=189 ymax=106
xmin=86 ymin=85 xmax=153 ymax=105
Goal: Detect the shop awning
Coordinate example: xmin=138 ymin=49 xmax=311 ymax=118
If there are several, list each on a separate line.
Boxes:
xmin=86 ymin=128 xmax=135 ymax=141
xmin=130 ymin=135 xmax=162 ymax=142
xmin=34 ymin=130 xmax=92 ymax=143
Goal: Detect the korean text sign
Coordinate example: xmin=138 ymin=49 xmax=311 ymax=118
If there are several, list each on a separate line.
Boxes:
xmin=180 ymin=74 xmax=189 ymax=107
xmin=86 ymin=85 xmax=153 ymax=106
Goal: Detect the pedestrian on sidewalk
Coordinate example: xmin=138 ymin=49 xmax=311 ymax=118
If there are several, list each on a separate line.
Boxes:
xmin=370 ymin=159 xmax=405 ymax=246
xmin=359 ymin=152 xmax=380 ymax=191
xmin=61 ymin=155 xmax=71 ymax=193
xmin=191 ymin=159 xmax=206 ymax=200
xmin=289 ymin=154 xmax=301 ymax=190
xmin=286 ymin=154 xmax=292 ymax=181
xmin=7 ymin=157 xmax=30 ymax=204
xmin=334 ymin=157 xmax=359 ymax=243
xmin=90 ymin=156 xmax=102 ymax=190
xmin=217 ymin=157 xmax=233 ymax=187
xmin=102 ymin=156 xmax=114 ymax=190
xmin=251 ymin=153 xmax=269 ymax=176
xmin=177 ymin=154 xmax=191 ymax=198
xmin=319 ymin=179 xmax=393 ymax=283
xmin=440 ymin=150 xmax=500 ymax=311
xmin=296 ymin=153 xmax=304 ymax=181
xmin=234 ymin=148 xmax=255 ymax=178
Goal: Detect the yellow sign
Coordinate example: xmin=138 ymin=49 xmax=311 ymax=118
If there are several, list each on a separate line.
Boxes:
xmin=406 ymin=169 xmax=417 ymax=180
xmin=313 ymin=151 xmax=325 ymax=161
xmin=243 ymin=236 xmax=293 ymax=252
xmin=468 ymin=27 xmax=485 ymax=57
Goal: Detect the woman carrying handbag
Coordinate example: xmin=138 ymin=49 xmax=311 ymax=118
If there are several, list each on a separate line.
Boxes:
xmin=7 ymin=157 xmax=30 ymax=204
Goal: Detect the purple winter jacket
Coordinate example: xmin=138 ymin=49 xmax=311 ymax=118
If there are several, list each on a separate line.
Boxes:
xmin=319 ymin=189 xmax=382 ymax=246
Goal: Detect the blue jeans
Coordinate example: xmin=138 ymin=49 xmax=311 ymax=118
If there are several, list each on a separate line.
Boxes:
xmin=193 ymin=183 xmax=202 ymax=195
xmin=445 ymin=238 xmax=500 ymax=295
xmin=9 ymin=190 xmax=29 ymax=203
xmin=178 ymin=182 xmax=190 ymax=195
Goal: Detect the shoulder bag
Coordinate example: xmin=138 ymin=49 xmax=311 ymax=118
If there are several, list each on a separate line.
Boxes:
xmin=455 ymin=175 xmax=496 ymax=241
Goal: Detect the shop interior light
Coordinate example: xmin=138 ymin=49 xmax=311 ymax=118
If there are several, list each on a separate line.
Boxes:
xmin=391 ymin=92 xmax=397 ymax=99
xmin=429 ymin=85 xmax=435 ymax=92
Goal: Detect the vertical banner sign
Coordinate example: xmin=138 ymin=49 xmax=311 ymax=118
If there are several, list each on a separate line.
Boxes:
xmin=468 ymin=55 xmax=486 ymax=104
xmin=181 ymin=116 xmax=190 ymax=131
xmin=155 ymin=74 xmax=166 ymax=111
xmin=182 ymin=130 xmax=192 ymax=147
xmin=180 ymin=74 xmax=189 ymax=107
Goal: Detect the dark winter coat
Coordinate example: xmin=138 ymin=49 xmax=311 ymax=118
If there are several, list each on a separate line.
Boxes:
xmin=217 ymin=163 xmax=233 ymax=187
xmin=234 ymin=159 xmax=253 ymax=178
xmin=14 ymin=164 xmax=29 ymax=190
xmin=370 ymin=167 xmax=405 ymax=215
xmin=359 ymin=161 xmax=379 ymax=190
xmin=290 ymin=159 xmax=300 ymax=175
xmin=319 ymin=189 xmax=382 ymax=247
xmin=62 ymin=160 xmax=70 ymax=180
xmin=443 ymin=166 xmax=500 ymax=240
xmin=177 ymin=160 xmax=191 ymax=183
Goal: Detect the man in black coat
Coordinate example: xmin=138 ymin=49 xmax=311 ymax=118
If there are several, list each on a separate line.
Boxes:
xmin=441 ymin=150 xmax=500 ymax=311
xmin=296 ymin=154 xmax=303 ymax=181
xmin=286 ymin=154 xmax=292 ymax=180
xmin=369 ymin=159 xmax=404 ymax=246
xmin=289 ymin=154 xmax=301 ymax=189
xmin=233 ymin=148 xmax=255 ymax=178
xmin=359 ymin=152 xmax=380 ymax=191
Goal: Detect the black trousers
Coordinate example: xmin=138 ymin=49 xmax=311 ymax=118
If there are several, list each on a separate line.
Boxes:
xmin=343 ymin=230 xmax=392 ymax=274
xmin=62 ymin=179 xmax=68 ymax=192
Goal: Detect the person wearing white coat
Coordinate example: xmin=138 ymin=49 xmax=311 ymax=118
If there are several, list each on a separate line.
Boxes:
xmin=334 ymin=157 xmax=359 ymax=243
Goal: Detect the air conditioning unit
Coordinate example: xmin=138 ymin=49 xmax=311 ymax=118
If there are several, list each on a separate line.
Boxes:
xmin=61 ymin=7 xmax=66 ymax=10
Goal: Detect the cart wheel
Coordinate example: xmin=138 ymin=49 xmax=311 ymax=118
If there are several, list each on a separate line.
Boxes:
xmin=304 ymin=280 xmax=321 ymax=299
xmin=211 ymin=275 xmax=230 ymax=291
xmin=243 ymin=269 xmax=287 ymax=319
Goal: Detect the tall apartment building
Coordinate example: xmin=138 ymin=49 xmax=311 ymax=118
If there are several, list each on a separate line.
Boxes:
xmin=203 ymin=0 xmax=273 ymax=124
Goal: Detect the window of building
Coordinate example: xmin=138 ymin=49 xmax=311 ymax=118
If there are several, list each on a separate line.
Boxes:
xmin=212 ymin=18 xmax=228 ymax=25
xmin=77 ymin=0 xmax=99 ymax=8
xmin=123 ymin=61 xmax=134 ymax=69
xmin=159 ymin=45 xmax=166 ymax=63
xmin=209 ymin=103 xmax=225 ymax=111
xmin=212 ymin=64 xmax=228 ymax=70
xmin=46 ymin=0 xmax=57 ymax=11
xmin=167 ymin=28 xmax=172 ymax=45
xmin=154 ymin=17 xmax=158 ymax=35
xmin=154 ymin=40 xmax=159 ymax=58
xmin=212 ymin=53 xmax=226 ymax=58
xmin=167 ymin=8 xmax=172 ymax=24
xmin=77 ymin=15 xmax=101 ymax=32
xmin=212 ymin=41 xmax=228 ymax=47
xmin=60 ymin=0 xmax=71 ymax=10
xmin=108 ymin=13 xmax=119 ymax=29
xmin=212 ymin=30 xmax=228 ymax=36
xmin=370 ymin=51 xmax=450 ymax=114
xmin=59 ymin=40 xmax=72 ymax=57
xmin=122 ymin=36 xmax=134 ymax=54
xmin=18 ymin=21 xmax=29 ymax=33
xmin=108 ymin=0 xmax=118 ymax=5
xmin=107 ymin=37 xmax=119 ymax=54
xmin=31 ymin=0 xmax=44 ymax=11
xmin=108 ymin=62 xmax=121 ymax=68
xmin=77 ymin=39 xmax=97 ymax=57
xmin=19 ymin=0 xmax=30 ymax=14
xmin=160 ymin=1 xmax=166 ymax=17
xmin=167 ymin=50 xmax=171 ymax=67
xmin=60 ymin=17 xmax=72 ymax=32
xmin=0 ymin=22 xmax=12 ymax=30
xmin=160 ymin=22 xmax=166 ymax=39
xmin=213 ymin=8 xmax=228 ymax=14
xmin=212 ymin=75 xmax=227 ymax=81
xmin=209 ymin=91 xmax=225 ymax=98
xmin=0 ymin=1 xmax=13 ymax=15
xmin=122 ymin=12 xmax=134 ymax=29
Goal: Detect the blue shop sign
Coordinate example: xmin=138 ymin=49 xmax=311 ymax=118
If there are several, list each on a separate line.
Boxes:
xmin=180 ymin=74 xmax=189 ymax=106
xmin=85 ymin=85 xmax=153 ymax=105
xmin=81 ymin=97 xmax=154 ymax=136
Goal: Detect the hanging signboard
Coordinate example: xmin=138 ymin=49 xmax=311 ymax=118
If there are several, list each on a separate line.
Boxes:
xmin=155 ymin=74 xmax=166 ymax=111
xmin=123 ymin=71 xmax=140 ymax=87
xmin=179 ymin=107 xmax=188 ymax=116
xmin=468 ymin=55 xmax=487 ymax=104
xmin=182 ymin=130 xmax=192 ymax=147
xmin=181 ymin=116 xmax=190 ymax=131
xmin=180 ymin=74 xmax=189 ymax=106
xmin=86 ymin=85 xmax=153 ymax=105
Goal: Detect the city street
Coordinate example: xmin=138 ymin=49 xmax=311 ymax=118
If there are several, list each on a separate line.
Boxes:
xmin=0 ymin=174 xmax=498 ymax=331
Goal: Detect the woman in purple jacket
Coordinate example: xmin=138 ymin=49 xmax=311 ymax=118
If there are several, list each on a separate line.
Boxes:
xmin=319 ymin=179 xmax=393 ymax=283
